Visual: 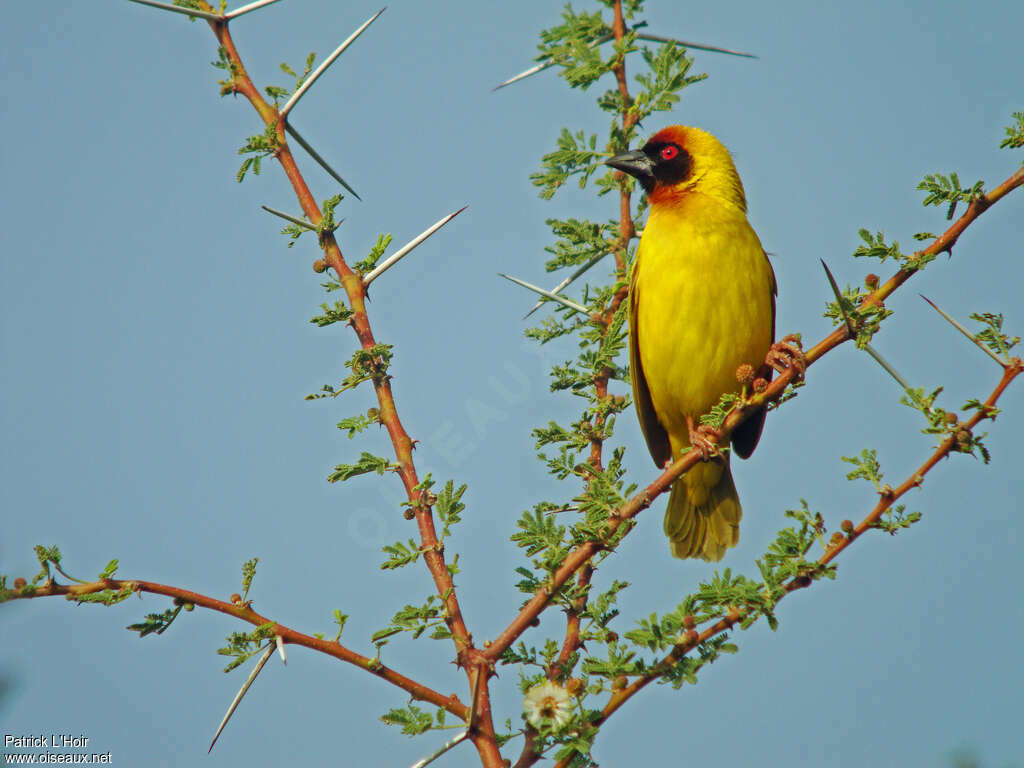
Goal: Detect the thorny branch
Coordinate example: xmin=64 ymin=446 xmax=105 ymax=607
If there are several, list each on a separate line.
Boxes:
xmin=6 ymin=577 xmax=468 ymax=720
xmin=5 ymin=3 xmax=1022 ymax=766
xmin=485 ymin=165 xmax=1024 ymax=666
xmin=557 ymin=358 xmax=1022 ymax=768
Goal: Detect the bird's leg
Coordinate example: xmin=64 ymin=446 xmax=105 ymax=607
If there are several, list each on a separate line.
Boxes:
xmin=685 ymin=414 xmax=720 ymax=460
xmin=765 ymin=333 xmax=806 ymax=378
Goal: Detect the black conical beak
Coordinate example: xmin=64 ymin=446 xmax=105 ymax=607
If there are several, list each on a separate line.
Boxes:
xmin=605 ymin=149 xmax=654 ymax=181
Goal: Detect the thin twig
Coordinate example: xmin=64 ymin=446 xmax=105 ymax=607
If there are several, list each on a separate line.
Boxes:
xmin=11 ymin=577 xmax=467 ymax=720
xmin=363 ymin=207 xmax=466 ymax=286
xmin=279 ymin=8 xmax=386 ymax=119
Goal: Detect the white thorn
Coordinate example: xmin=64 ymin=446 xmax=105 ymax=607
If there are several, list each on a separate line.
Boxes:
xmin=409 ymin=731 xmax=469 ymax=768
xmin=494 ymin=34 xmax=612 ymax=90
xmin=279 ymin=8 xmax=386 ymax=119
xmin=362 ymin=207 xmax=466 ymax=286
xmin=499 ymin=273 xmax=588 ymax=315
xmin=208 ymin=643 xmax=275 ymax=753
xmin=224 ymin=0 xmax=282 ymax=19
xmin=126 ymin=0 xmax=223 ymax=21
xmin=524 ymin=250 xmax=610 ymax=319
xmin=275 ymin=634 xmax=287 ymax=665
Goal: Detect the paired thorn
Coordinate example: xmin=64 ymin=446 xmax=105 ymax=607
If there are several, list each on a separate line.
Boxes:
xmin=128 ymin=0 xmax=282 ymax=21
xmin=224 ymin=0 xmax=282 ymax=20
xmin=362 ymin=207 xmax=466 ymax=286
xmin=261 ymin=205 xmax=318 ymax=231
xmin=523 ymin=250 xmax=610 ymax=319
xmin=209 ymin=642 xmax=279 ymax=753
xmin=275 ymin=634 xmax=287 ymax=665
xmin=279 ymin=8 xmax=386 ymax=119
xmin=499 ymin=273 xmax=588 ymax=315
xmin=126 ymin=0 xmax=223 ymax=21
xmin=920 ymin=294 xmax=1007 ymax=368
xmin=284 ymin=124 xmax=361 ymax=201
xmin=494 ymin=25 xmax=754 ymax=90
xmin=820 ymin=260 xmax=908 ymax=389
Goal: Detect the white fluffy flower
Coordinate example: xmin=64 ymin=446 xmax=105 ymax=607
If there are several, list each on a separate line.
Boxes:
xmin=522 ymin=680 xmax=573 ymax=730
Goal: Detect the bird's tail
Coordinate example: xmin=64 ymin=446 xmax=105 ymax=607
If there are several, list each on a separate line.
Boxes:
xmin=663 ymin=458 xmax=742 ymax=561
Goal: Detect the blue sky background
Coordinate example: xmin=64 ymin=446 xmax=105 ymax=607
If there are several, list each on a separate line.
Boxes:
xmin=2 ymin=1 xmax=1022 ymax=766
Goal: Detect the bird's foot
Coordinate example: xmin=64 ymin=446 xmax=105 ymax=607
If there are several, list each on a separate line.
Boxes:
xmin=766 ymin=334 xmax=806 ymax=378
xmin=686 ymin=415 xmax=721 ymax=461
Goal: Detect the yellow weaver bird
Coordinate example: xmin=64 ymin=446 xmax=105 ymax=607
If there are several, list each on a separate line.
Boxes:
xmin=606 ymin=125 xmax=780 ymax=562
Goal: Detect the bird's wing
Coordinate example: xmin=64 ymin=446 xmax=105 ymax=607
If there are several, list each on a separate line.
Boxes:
xmin=629 ymin=251 xmax=673 ymax=467
xmin=731 ymin=251 xmax=777 ymax=459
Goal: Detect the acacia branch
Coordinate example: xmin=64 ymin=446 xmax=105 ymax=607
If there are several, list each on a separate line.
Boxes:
xmin=6 ymin=576 xmax=468 ymax=720
xmin=195 ymin=0 xmax=476 ymax=657
xmin=485 ymin=163 xmax=1024 ymax=666
xmin=567 ymin=357 xmax=1023 ymax=762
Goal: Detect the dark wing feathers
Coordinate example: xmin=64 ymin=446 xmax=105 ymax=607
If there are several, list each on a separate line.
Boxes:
xmin=629 ymin=259 xmax=673 ymax=467
xmin=730 ymin=251 xmax=777 ymax=460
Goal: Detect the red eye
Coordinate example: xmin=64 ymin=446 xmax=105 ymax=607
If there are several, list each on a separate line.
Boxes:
xmin=660 ymin=145 xmax=678 ymax=160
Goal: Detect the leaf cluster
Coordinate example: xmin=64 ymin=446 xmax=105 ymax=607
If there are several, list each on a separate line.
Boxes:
xmin=217 ymin=623 xmax=276 ymax=673
xmin=380 ymin=704 xmax=451 ymax=737
xmin=822 ymin=278 xmax=893 ymax=348
xmin=264 ymin=53 xmax=316 ymax=106
xmin=372 ymin=595 xmax=452 ymax=647
xmin=917 ymin=172 xmax=985 ymax=220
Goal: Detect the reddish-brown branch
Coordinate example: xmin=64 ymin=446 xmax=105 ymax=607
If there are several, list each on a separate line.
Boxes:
xmin=204 ymin=1 xmax=473 ymax=659
xmin=569 ymin=359 xmax=1023 ymax=756
xmin=515 ymin=9 xmax=637 ymax=764
xmin=7 ymin=577 xmax=468 ymax=720
xmin=485 ymin=163 xmax=1024 ymax=668
xmin=174 ymin=9 xmax=498 ymax=762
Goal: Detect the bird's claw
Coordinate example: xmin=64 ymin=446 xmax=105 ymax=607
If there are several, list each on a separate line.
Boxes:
xmin=765 ymin=334 xmax=806 ymax=378
xmin=685 ymin=417 xmax=721 ymax=460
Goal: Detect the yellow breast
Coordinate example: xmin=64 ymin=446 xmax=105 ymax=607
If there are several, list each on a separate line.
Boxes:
xmin=633 ymin=192 xmax=774 ymax=453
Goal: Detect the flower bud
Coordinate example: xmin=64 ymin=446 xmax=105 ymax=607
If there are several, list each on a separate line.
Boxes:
xmin=312 ymin=259 xmax=328 ymax=273
xmin=735 ymin=363 xmax=755 ymax=385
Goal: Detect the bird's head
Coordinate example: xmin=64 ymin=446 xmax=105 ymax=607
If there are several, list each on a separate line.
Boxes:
xmin=605 ymin=125 xmax=747 ymax=212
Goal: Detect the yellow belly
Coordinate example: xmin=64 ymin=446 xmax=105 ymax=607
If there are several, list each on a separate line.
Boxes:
xmin=634 ymin=194 xmax=774 ymax=456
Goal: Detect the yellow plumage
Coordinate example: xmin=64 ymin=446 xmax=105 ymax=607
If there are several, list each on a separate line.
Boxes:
xmin=607 ymin=126 xmax=776 ymax=561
